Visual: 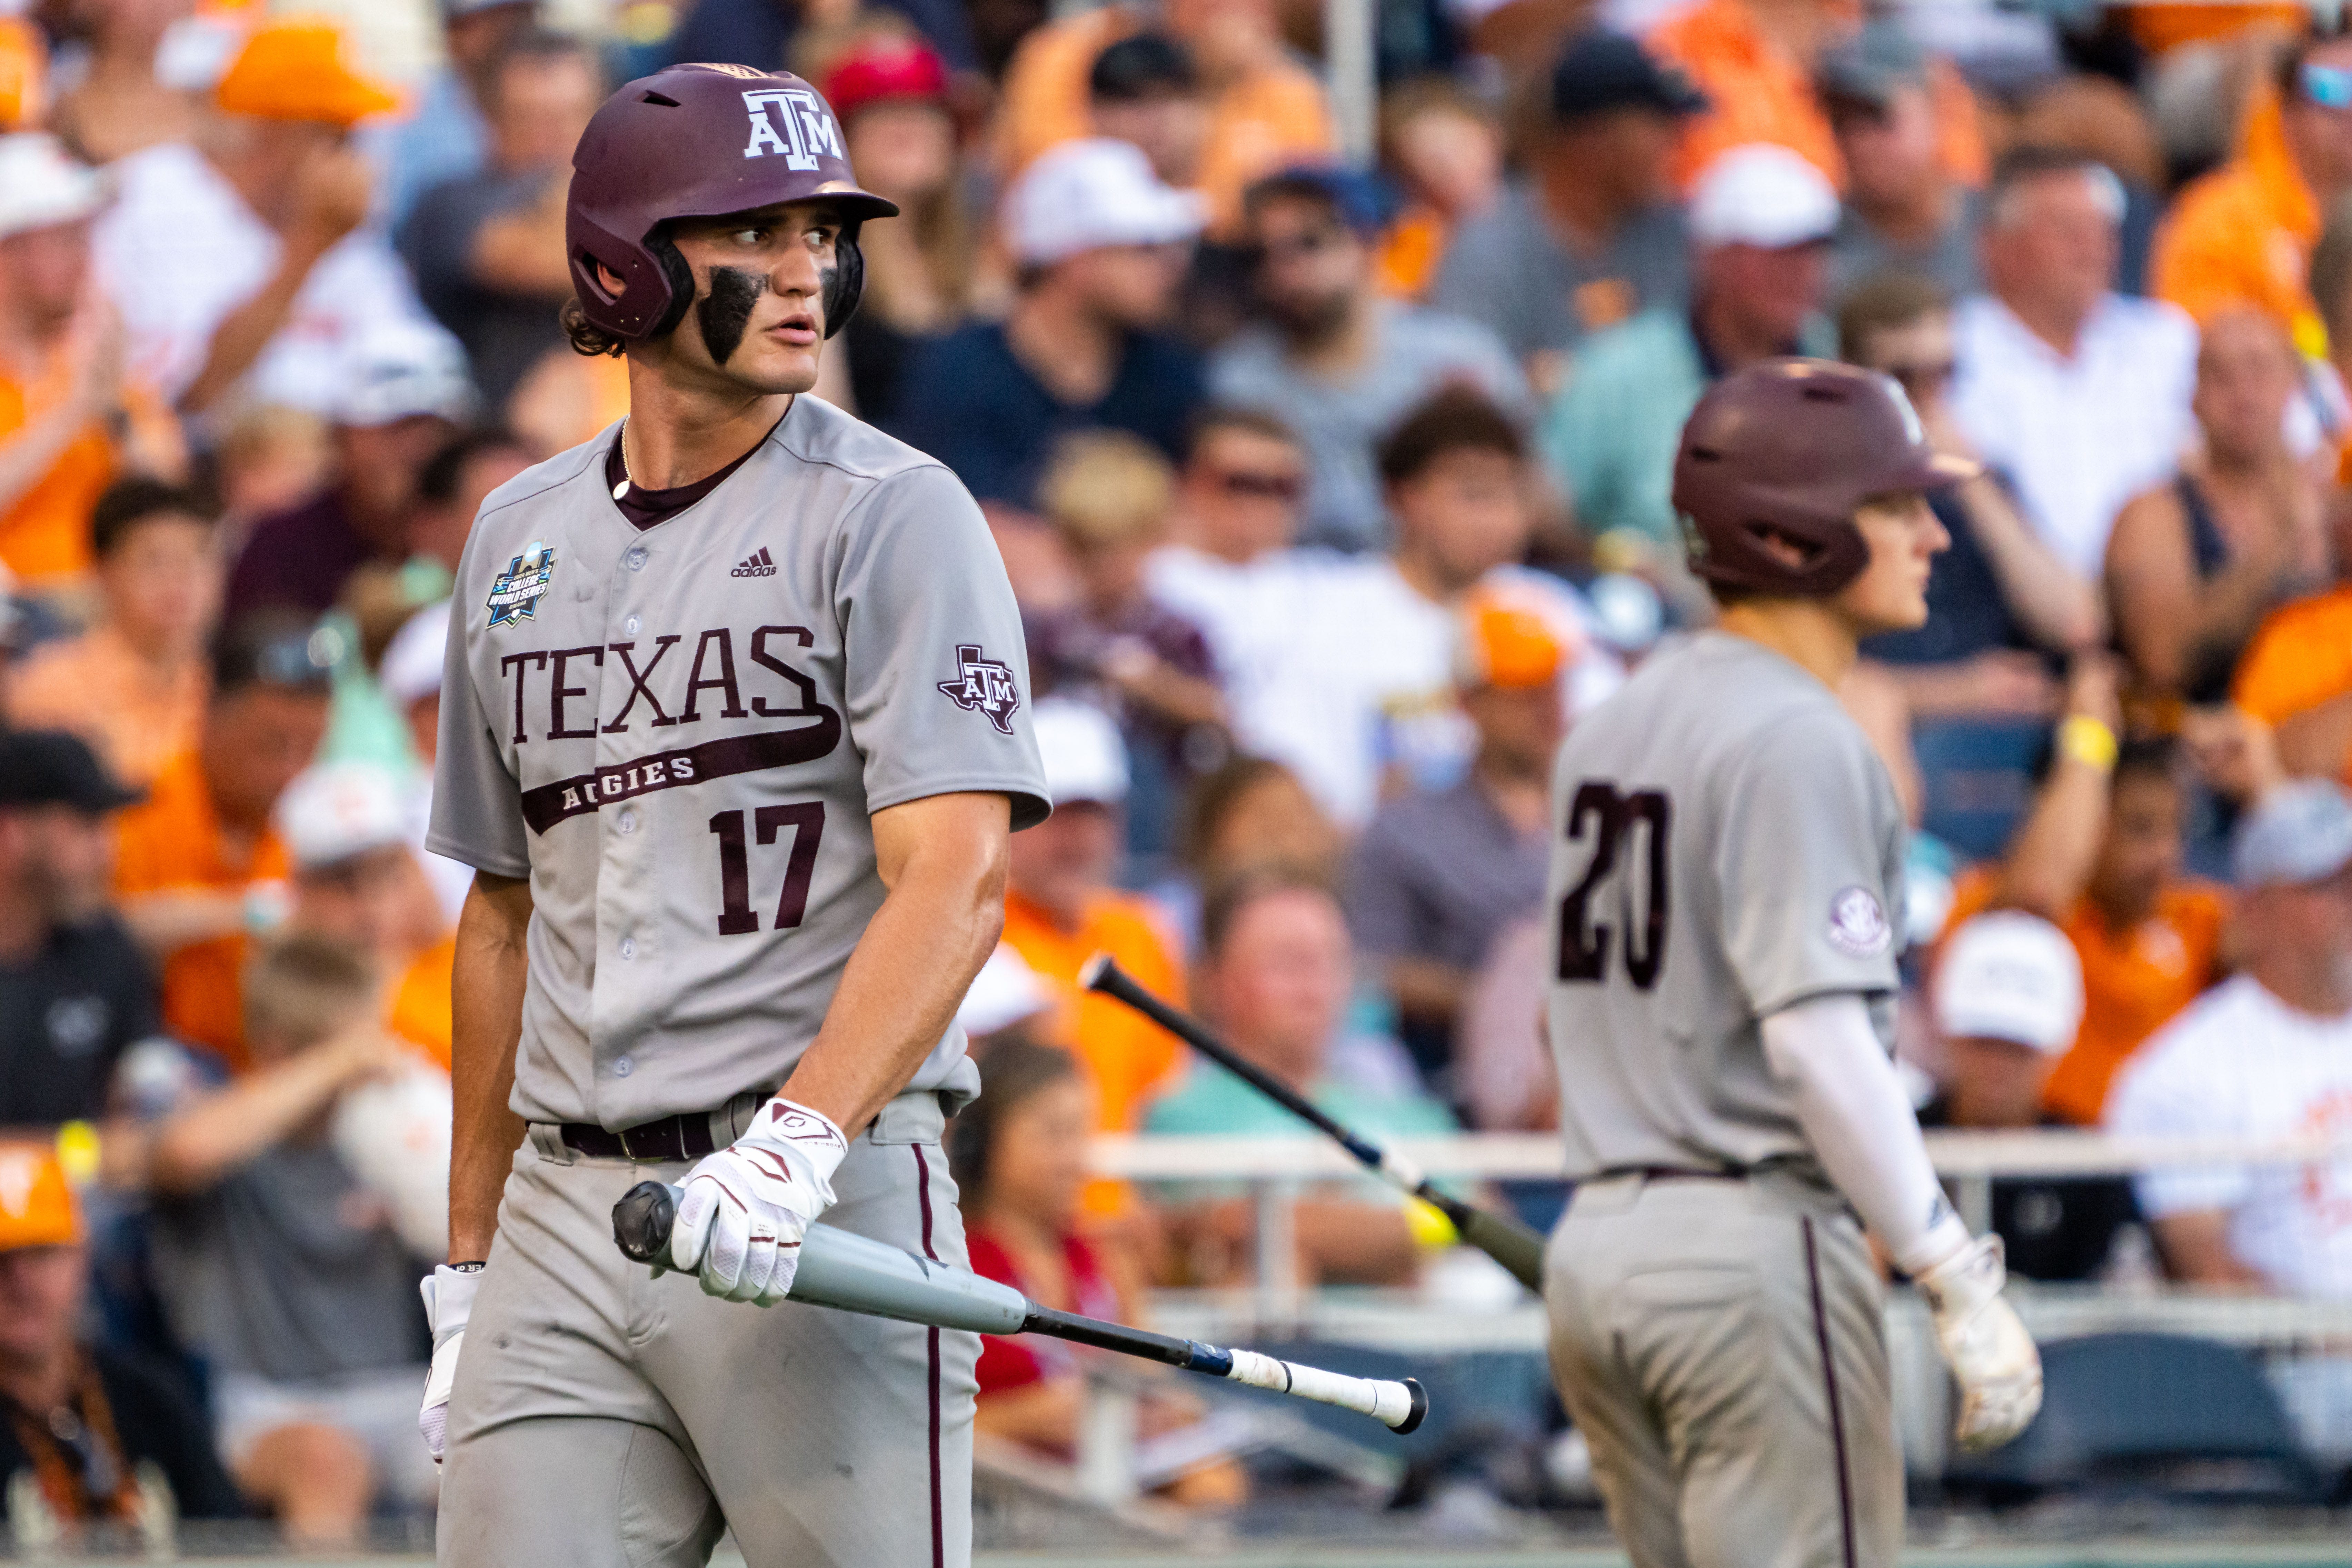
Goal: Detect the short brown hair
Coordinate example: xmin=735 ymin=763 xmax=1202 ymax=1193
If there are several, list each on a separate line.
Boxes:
xmin=1184 ymin=405 xmax=1299 ymax=466
xmin=243 ymin=934 xmax=377 ymax=1050
xmin=1198 ymin=863 xmax=1337 ymax=962
xmin=1038 ymin=430 xmax=1176 ymax=550
xmin=1376 ymin=387 xmax=1524 ymax=488
xmin=1836 ymin=270 xmax=1950 ymax=365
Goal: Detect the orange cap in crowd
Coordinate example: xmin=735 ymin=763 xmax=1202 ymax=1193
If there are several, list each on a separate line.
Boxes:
xmin=1455 ymin=588 xmax=1573 ymax=691
xmin=0 ymin=1142 xmax=80 ymax=1252
xmin=215 ymin=19 xmax=399 ymax=128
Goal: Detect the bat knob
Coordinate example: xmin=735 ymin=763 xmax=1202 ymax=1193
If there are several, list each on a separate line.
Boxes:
xmin=1395 ymin=1378 xmax=1429 ymax=1436
xmin=612 ymin=1180 xmax=678 ymax=1264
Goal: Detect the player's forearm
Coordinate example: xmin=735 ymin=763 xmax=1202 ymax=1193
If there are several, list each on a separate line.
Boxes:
xmin=1760 ymin=995 xmax=1970 ymax=1276
xmin=449 ymin=872 xmax=532 ymax=1263
xmin=784 ymin=792 xmax=1011 ymax=1139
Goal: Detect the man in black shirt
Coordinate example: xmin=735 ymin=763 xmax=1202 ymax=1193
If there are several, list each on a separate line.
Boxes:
xmin=0 ymin=1140 xmax=242 ymax=1549
xmin=1921 ymin=910 xmax=2138 ymax=1283
xmin=0 ymin=732 xmax=157 ymax=1129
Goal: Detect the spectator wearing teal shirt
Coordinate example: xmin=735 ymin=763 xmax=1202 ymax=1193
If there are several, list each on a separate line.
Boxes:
xmin=1145 ymin=870 xmax=1454 ymax=1286
xmin=1541 ymin=145 xmax=1838 ymax=575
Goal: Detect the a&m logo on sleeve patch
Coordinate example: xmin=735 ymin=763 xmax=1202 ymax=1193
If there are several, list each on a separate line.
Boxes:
xmin=1826 ymin=886 xmax=1892 ymax=959
xmin=937 ymin=644 xmax=1020 ymax=735
xmin=486 ymin=542 xmax=557 ymax=628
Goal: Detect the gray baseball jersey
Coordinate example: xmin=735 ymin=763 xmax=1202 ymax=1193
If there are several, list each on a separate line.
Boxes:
xmin=1542 ymin=631 xmax=1905 ymax=1179
xmin=428 ymin=397 xmax=1049 ymax=1131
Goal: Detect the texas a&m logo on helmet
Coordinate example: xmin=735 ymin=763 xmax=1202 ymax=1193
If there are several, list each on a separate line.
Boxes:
xmin=743 ymin=87 xmax=847 ymax=169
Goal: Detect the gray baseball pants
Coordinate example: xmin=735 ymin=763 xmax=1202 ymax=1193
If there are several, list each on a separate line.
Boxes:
xmin=436 ymin=1092 xmax=975 ymax=1568
xmin=1544 ymin=1169 xmax=1902 ymax=1568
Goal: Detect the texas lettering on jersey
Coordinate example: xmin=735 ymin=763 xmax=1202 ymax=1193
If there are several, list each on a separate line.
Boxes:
xmin=498 ymin=624 xmax=839 ymax=832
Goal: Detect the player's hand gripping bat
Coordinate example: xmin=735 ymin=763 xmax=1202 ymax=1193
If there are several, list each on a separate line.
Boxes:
xmin=1080 ymin=953 xmax=1548 ymax=1292
xmin=611 ymin=1181 xmax=1426 ymax=1434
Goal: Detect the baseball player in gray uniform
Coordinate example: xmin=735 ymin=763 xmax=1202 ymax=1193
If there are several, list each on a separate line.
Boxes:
xmin=413 ymin=65 xmax=1048 ymax=1568
xmin=1540 ymin=361 xmax=2042 ymax=1568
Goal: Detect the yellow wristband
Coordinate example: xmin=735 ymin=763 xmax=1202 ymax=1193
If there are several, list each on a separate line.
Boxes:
xmin=2058 ymin=714 xmax=2118 ymax=773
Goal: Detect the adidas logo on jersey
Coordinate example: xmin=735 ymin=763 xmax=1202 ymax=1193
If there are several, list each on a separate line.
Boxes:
xmin=730 ymin=547 xmax=777 ymax=578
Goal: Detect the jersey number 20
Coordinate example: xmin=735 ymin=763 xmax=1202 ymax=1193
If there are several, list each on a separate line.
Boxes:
xmin=710 ymin=804 xmax=826 ymax=935
xmin=1556 ymin=782 xmax=1670 ymax=990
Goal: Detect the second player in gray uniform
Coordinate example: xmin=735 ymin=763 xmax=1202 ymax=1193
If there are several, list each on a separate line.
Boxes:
xmin=413 ymin=65 xmax=1049 ymax=1567
xmin=1541 ymin=362 xmax=2042 ymax=1568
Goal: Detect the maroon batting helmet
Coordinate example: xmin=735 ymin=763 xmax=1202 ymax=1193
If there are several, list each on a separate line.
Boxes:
xmin=566 ymin=63 xmax=899 ymax=342
xmin=1672 ymin=359 xmax=1977 ymax=597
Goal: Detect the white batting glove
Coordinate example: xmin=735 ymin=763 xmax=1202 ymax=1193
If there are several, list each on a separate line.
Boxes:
xmin=1917 ymin=1235 xmax=2042 ymax=1451
xmin=671 ymin=1097 xmax=845 ymax=1306
xmin=417 ymin=1264 xmax=480 ymax=1462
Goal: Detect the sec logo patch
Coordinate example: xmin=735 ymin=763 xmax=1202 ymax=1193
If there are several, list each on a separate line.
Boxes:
xmin=1826 ymin=886 xmax=1891 ymax=958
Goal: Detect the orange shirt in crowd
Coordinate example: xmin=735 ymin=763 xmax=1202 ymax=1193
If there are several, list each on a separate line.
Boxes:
xmin=0 ymin=348 xmax=178 ymax=590
xmin=111 ymin=749 xmax=290 ymax=1073
xmin=992 ymin=5 xmax=1335 ymax=235
xmin=2127 ymin=4 xmax=2304 ymax=57
xmin=388 ymin=933 xmax=455 ymax=1070
xmin=2151 ymin=87 xmax=2323 ymax=350
xmin=1646 ymin=0 xmax=1985 ymax=194
xmin=9 ymin=626 xmax=207 ymax=788
xmin=1000 ymin=887 xmax=1186 ymax=1137
xmin=1945 ymin=868 xmax=2229 ymax=1126
xmin=0 ymin=17 xmax=44 ymax=129
xmin=2233 ymin=585 xmax=2352 ymax=779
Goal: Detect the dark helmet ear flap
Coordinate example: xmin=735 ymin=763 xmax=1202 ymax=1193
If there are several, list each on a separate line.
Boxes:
xmin=642 ymin=227 xmax=697 ymax=341
xmin=823 ymin=222 xmax=866 ymax=340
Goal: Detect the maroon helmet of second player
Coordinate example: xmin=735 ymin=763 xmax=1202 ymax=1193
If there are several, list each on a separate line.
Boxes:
xmin=1671 ymin=358 xmax=1978 ymax=598
xmin=566 ymin=63 xmax=899 ymax=341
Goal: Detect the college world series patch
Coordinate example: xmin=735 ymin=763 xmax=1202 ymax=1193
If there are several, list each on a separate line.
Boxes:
xmin=937 ymin=643 xmax=1020 ymax=735
xmin=486 ymin=542 xmax=557 ymax=628
xmin=1826 ymin=886 xmax=1892 ymax=958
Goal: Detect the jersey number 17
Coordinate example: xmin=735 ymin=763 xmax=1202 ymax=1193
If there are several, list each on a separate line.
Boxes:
xmin=1556 ymin=782 xmax=1671 ymax=990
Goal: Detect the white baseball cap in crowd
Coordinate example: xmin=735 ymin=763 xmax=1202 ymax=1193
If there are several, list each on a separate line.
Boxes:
xmin=276 ymin=761 xmax=413 ymax=872
xmin=1033 ymin=696 xmax=1130 ymax=807
xmin=1003 ymin=138 xmax=1208 ymax=268
xmin=957 ymin=943 xmax=1054 ymax=1038
xmin=1934 ymin=911 xmax=2084 ymax=1055
xmin=1688 ymin=143 xmax=1841 ymax=251
xmin=335 ymin=321 xmax=478 ymax=429
xmin=2232 ymin=778 xmax=2352 ymax=890
xmin=0 ymin=134 xmax=109 ymax=241
xmin=380 ymin=600 xmax=450 ymax=710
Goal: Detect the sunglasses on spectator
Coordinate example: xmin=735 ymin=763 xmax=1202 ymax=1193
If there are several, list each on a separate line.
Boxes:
xmin=2303 ymin=63 xmax=2352 ymax=110
xmin=1255 ymin=226 xmax=1348 ymax=265
xmin=1211 ymin=469 xmax=1305 ymax=501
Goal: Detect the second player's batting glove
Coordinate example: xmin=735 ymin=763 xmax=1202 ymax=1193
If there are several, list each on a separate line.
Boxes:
xmin=1917 ymin=1235 xmax=2043 ymax=1450
xmin=671 ymin=1097 xmax=846 ymax=1306
xmin=417 ymin=1264 xmax=479 ymax=1462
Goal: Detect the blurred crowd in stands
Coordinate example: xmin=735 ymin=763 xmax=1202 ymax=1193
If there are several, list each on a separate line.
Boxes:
xmin=12 ymin=0 xmax=2352 ymax=1542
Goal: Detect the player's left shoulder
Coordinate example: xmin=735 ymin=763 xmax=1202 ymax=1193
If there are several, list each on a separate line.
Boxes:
xmin=778 ymin=394 xmax=965 ymax=493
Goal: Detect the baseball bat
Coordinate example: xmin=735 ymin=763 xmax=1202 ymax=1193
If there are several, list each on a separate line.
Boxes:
xmin=1079 ymin=953 xmax=1549 ymax=1293
xmin=610 ymin=1181 xmax=1426 ymax=1434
